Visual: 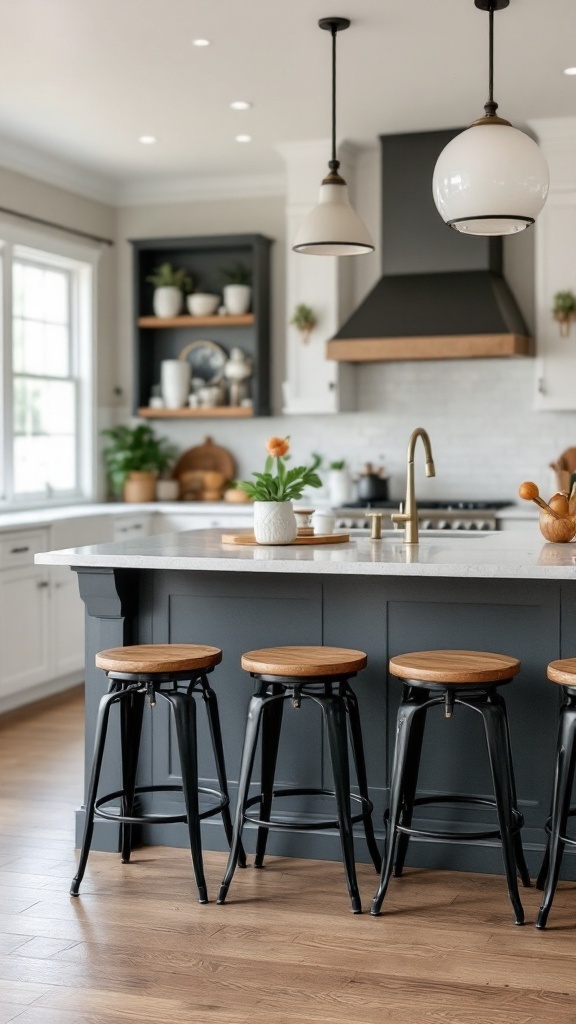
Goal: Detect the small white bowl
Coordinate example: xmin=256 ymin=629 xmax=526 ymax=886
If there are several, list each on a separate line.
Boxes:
xmin=187 ymin=293 xmax=220 ymax=317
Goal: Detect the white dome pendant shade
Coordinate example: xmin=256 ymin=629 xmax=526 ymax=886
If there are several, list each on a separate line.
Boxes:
xmin=433 ymin=0 xmax=549 ymax=236
xmin=293 ymin=176 xmax=374 ymax=255
xmin=293 ymin=17 xmax=374 ymax=257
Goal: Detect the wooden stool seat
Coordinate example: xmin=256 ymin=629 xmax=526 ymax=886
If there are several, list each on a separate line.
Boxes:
xmin=241 ymin=645 xmax=367 ymax=678
xmin=96 ymin=643 xmax=222 ymax=675
xmin=389 ymin=650 xmax=520 ymax=685
xmin=547 ymin=658 xmax=576 ymax=687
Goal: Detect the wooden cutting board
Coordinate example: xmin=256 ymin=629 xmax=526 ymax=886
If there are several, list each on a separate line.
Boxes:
xmin=222 ymin=532 xmax=350 ymax=546
xmin=172 ymin=436 xmax=236 ymax=482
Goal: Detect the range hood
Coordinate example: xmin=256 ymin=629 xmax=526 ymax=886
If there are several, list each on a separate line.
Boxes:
xmin=327 ymin=130 xmax=532 ymax=362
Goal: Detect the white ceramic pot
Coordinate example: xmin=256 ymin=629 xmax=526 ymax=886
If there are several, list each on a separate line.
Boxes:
xmin=223 ymin=284 xmax=251 ymax=316
xmin=153 ymin=286 xmax=183 ymax=318
xmin=328 ymin=468 xmax=353 ymax=507
xmin=160 ymin=359 xmax=191 ymax=408
xmin=187 ymin=293 xmax=220 ymax=316
xmin=253 ymin=501 xmax=297 ymax=545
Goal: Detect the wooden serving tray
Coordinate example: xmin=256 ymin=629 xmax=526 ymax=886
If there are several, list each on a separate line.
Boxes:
xmin=221 ymin=531 xmax=350 ymax=546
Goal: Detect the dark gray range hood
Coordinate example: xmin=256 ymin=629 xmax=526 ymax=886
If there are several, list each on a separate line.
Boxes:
xmin=327 ymin=130 xmax=532 ymax=362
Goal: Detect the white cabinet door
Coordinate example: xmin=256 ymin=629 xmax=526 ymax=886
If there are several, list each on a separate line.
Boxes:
xmin=534 ymin=192 xmax=576 ymax=410
xmin=155 ymin=512 xmax=253 ymax=533
xmin=49 ymin=515 xmax=113 ymax=677
xmin=113 ymin=514 xmax=151 ymax=541
xmin=0 ymin=565 xmax=50 ymax=699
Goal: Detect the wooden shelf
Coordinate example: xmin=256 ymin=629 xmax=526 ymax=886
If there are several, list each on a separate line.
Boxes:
xmin=137 ymin=406 xmax=254 ymax=419
xmin=137 ymin=314 xmax=254 ymax=329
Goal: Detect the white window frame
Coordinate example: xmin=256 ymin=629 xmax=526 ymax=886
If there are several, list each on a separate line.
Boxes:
xmin=0 ymin=222 xmax=99 ymax=509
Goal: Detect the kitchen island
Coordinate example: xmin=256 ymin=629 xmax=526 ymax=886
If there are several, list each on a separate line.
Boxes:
xmin=36 ymin=529 xmax=576 ymax=877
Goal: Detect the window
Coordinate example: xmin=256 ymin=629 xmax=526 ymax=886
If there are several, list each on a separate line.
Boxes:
xmin=0 ymin=226 xmax=98 ymax=507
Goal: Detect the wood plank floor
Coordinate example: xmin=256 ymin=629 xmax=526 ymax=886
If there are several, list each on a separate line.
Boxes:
xmin=0 ymin=692 xmax=575 ymax=1024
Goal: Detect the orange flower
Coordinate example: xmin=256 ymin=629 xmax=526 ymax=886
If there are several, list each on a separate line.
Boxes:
xmin=266 ymin=436 xmax=289 ymax=458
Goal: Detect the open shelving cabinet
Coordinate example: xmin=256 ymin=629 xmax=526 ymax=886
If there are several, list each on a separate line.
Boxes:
xmin=131 ymin=233 xmax=272 ymax=418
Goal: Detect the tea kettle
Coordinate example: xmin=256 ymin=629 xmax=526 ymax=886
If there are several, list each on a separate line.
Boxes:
xmin=357 ymin=463 xmax=388 ymax=502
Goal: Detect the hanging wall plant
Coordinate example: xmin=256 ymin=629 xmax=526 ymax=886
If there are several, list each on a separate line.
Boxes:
xmin=552 ymin=290 xmax=576 ymax=337
xmin=290 ymin=303 xmax=318 ymax=344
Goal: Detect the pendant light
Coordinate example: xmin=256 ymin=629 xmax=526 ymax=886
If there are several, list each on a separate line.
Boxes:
xmin=432 ymin=0 xmax=549 ymax=235
xmin=293 ymin=17 xmax=374 ymax=256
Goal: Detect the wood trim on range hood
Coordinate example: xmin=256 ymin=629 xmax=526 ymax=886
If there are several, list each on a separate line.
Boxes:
xmin=327 ymin=333 xmax=533 ymax=362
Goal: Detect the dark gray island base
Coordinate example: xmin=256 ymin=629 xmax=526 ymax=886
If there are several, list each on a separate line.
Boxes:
xmin=71 ymin=552 xmax=574 ymax=879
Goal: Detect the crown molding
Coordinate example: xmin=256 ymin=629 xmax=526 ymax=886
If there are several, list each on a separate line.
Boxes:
xmin=118 ymin=172 xmax=285 ymax=206
xmin=0 ymin=135 xmax=120 ymax=205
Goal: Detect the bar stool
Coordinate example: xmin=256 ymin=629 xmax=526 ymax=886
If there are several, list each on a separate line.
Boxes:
xmin=217 ymin=646 xmax=381 ymax=913
xmin=536 ymin=658 xmax=576 ymax=929
xmin=371 ymin=650 xmax=530 ymax=925
xmin=71 ymin=643 xmax=243 ymax=904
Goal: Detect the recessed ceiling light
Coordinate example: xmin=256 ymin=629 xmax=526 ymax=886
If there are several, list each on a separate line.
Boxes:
xmin=139 ymin=135 xmax=157 ymax=144
xmin=230 ymin=101 xmax=252 ymax=111
xmin=235 ymin=135 xmax=251 ymax=143
xmin=193 ymin=38 xmax=211 ymax=47
xmin=563 ymin=66 xmax=576 ymax=75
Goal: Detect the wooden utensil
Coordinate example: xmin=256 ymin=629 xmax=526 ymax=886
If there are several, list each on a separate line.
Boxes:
xmin=538 ymin=510 xmax=576 ymax=543
xmin=518 ymin=482 xmax=562 ymax=520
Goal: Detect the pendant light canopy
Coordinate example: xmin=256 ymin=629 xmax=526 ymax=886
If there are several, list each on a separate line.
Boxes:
xmin=432 ymin=0 xmax=549 ymax=236
xmin=293 ymin=17 xmax=374 ymax=256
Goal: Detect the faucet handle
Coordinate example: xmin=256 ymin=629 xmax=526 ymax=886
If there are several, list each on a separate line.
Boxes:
xmin=391 ymin=511 xmax=410 ymax=526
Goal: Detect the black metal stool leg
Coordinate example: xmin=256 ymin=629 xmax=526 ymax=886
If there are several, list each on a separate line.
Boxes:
xmin=501 ymin=698 xmax=531 ymax=888
xmin=319 ymin=695 xmax=362 ymax=914
xmin=199 ymin=675 xmax=247 ymax=869
xmin=344 ymin=684 xmax=381 ymax=873
xmin=218 ymin=694 xmax=265 ymax=904
xmin=71 ymin=688 xmax=120 ymax=896
xmin=254 ymin=688 xmax=285 ymax=868
xmin=120 ymin=688 xmax=145 ymax=864
xmin=393 ymin=687 xmax=428 ymax=878
xmin=371 ymin=697 xmax=424 ymax=916
xmin=536 ymin=700 xmax=576 ymax=929
xmin=163 ymin=690 xmax=207 ymax=904
xmin=481 ymin=696 xmax=525 ymax=926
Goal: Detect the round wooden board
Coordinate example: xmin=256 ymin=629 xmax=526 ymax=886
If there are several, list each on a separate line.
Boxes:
xmin=221 ymin=532 xmax=350 ymax=546
xmin=172 ymin=436 xmax=236 ymax=482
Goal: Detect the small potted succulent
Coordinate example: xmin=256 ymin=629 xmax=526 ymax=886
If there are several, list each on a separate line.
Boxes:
xmin=102 ymin=424 xmax=178 ymax=503
xmin=146 ymin=262 xmax=194 ymax=319
xmin=552 ymin=290 xmax=576 ymax=337
xmin=220 ymin=261 xmax=252 ymax=316
xmin=290 ymin=303 xmax=317 ymax=344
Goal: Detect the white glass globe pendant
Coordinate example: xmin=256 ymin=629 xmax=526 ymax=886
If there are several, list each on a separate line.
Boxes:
xmin=293 ymin=17 xmax=374 ymax=256
xmin=432 ymin=0 xmax=549 ymax=236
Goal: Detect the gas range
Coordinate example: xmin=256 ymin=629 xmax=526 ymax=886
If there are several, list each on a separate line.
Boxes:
xmin=335 ymin=500 xmax=512 ymax=532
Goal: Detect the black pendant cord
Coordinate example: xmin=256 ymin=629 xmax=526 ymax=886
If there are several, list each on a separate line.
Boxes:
xmin=485 ymin=4 xmax=498 ymax=117
xmin=329 ymin=24 xmax=339 ymax=174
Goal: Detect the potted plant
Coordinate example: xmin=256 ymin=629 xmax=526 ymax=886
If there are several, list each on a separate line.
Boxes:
xmin=290 ymin=303 xmax=317 ymax=344
xmin=102 ymin=424 xmax=178 ymax=503
xmin=552 ymin=290 xmax=576 ymax=337
xmin=220 ymin=261 xmax=252 ymax=316
xmin=327 ymin=458 xmax=353 ymax=506
xmin=235 ymin=437 xmax=322 ymax=544
xmin=146 ymin=262 xmax=194 ymax=319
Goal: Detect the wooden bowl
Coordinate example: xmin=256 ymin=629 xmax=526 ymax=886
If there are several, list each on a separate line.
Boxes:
xmin=538 ymin=510 xmax=576 ymax=543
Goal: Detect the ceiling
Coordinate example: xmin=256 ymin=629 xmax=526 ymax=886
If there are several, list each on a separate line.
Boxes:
xmin=0 ymin=0 xmax=573 ymax=192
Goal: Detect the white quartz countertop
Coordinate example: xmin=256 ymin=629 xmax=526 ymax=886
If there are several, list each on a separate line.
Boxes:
xmin=34 ymin=527 xmax=576 ymax=580
xmin=0 ymin=501 xmax=251 ymax=532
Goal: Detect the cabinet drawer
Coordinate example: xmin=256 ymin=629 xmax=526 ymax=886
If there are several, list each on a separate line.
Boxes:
xmin=113 ymin=515 xmax=151 ymax=541
xmin=0 ymin=530 xmax=49 ymax=569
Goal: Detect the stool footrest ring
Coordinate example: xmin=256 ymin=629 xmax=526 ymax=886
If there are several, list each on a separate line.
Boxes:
xmin=385 ymin=794 xmax=525 ymax=843
xmin=543 ymin=807 xmax=576 ymax=847
xmin=94 ymin=784 xmax=229 ymax=825
xmin=244 ymin=787 xmax=373 ymax=832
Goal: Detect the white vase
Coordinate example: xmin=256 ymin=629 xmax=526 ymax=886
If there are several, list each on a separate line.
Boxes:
xmin=328 ymin=468 xmax=353 ymax=507
xmin=153 ymin=286 xmax=182 ymax=318
xmin=160 ymin=359 xmax=191 ymax=408
xmin=253 ymin=501 xmax=297 ymax=545
xmin=223 ymin=284 xmax=251 ymax=316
